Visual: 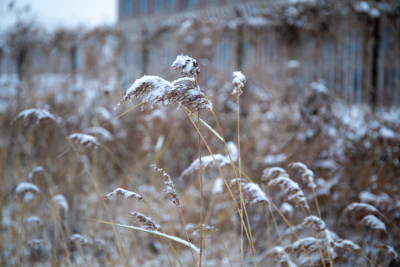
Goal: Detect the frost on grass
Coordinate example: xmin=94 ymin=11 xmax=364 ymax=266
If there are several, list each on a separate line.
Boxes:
xmin=361 ymin=214 xmax=386 ymax=232
xmin=15 ymin=108 xmax=56 ymax=125
xmin=170 ymin=54 xmax=200 ymax=78
xmin=230 ymin=178 xmax=270 ymax=206
xmin=232 ymin=71 xmax=246 ymax=96
xmin=129 ymin=211 xmax=160 ymax=231
xmin=289 ymin=162 xmax=316 ymax=189
xmin=68 ymin=133 xmax=99 ymax=148
xmin=262 ymin=167 xmax=309 ymax=210
xmin=14 ymin=182 xmax=40 ymax=196
xmin=153 ymin=166 xmax=181 ymax=208
xmin=105 ymin=188 xmax=144 ymax=202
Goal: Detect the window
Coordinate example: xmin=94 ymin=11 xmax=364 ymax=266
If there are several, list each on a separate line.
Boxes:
xmin=139 ymin=0 xmax=148 ymax=15
xmin=122 ymin=0 xmax=132 ymax=15
xmin=155 ymin=0 xmax=163 ymax=12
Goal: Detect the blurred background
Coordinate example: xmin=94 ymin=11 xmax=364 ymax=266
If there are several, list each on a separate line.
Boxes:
xmin=1 ymin=0 xmax=400 ymax=266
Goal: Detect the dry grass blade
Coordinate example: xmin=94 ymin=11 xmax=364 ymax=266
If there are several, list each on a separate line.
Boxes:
xmin=89 ymin=219 xmax=200 ymax=254
xmin=153 ymin=166 xmax=181 ymax=208
xmin=129 ymin=211 xmax=160 ymax=231
xmin=104 ymin=188 xmax=144 ymax=202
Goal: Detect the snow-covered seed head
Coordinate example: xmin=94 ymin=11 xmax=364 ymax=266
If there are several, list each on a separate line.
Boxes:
xmin=171 ymin=54 xmax=200 ymax=78
xmin=344 ymin=202 xmax=380 ymax=221
xmin=105 ymin=188 xmax=144 ymax=202
xmin=230 ymin=178 xmax=270 ymax=206
xmin=360 ymin=214 xmax=386 ymax=232
xmin=262 ymin=167 xmax=309 ymax=210
xmin=116 ymin=75 xmax=212 ymax=112
xmin=129 ymin=211 xmax=160 ymax=231
xmin=68 ymin=133 xmax=99 ymax=148
xmin=232 ymin=71 xmax=246 ymax=96
xmin=52 ymin=194 xmax=69 ymax=215
xmin=14 ymin=108 xmax=56 ymax=125
xmin=14 ymin=182 xmax=40 ymax=196
xmin=289 ymin=162 xmax=316 ymax=190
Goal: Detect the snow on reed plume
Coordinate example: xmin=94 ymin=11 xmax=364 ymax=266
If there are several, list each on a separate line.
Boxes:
xmin=171 ymin=54 xmax=200 ymax=78
xmin=28 ymin=166 xmax=44 ymax=181
xmin=15 ymin=108 xmax=56 ymax=124
xmin=360 ymin=214 xmax=386 ymax=232
xmin=232 ymin=71 xmax=246 ymax=96
xmin=153 ymin=166 xmax=181 ymax=208
xmin=70 ymin=234 xmax=91 ymax=245
xmin=212 ymin=177 xmax=224 ymax=194
xmin=376 ymin=245 xmax=399 ymax=260
xmin=14 ymin=182 xmax=40 ymax=196
xmin=104 ymin=188 xmax=143 ymax=202
xmin=68 ymin=133 xmax=99 ymax=148
xmin=344 ymin=202 xmax=380 ymax=222
xmin=262 ymin=167 xmax=309 ymax=210
xmin=230 ymin=178 xmax=270 ymax=206
xmin=116 ymin=55 xmax=212 ymax=112
xmin=129 ymin=211 xmax=160 ymax=231
xmin=52 ymin=194 xmax=69 ymax=219
xmin=266 ymin=246 xmax=296 ymax=266
xmin=289 ymin=162 xmax=316 ymax=189
xmin=179 ymin=141 xmax=238 ymax=179
xmin=84 ymin=126 xmax=113 ymax=142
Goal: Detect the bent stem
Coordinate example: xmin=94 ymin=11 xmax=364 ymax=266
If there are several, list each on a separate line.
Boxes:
xmin=197 ymin=111 xmax=204 ymax=267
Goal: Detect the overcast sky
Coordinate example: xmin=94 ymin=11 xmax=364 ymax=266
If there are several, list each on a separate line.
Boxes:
xmin=0 ymin=0 xmax=116 ymax=30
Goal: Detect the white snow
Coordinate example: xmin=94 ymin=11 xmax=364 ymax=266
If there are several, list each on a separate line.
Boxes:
xmin=52 ymin=194 xmax=69 ymax=213
xmin=15 ymin=182 xmax=40 ymax=195
xmin=263 ymin=153 xmax=287 ymax=165
xmin=361 ymin=214 xmax=386 ymax=232
xmin=242 ymin=182 xmax=270 ymax=205
xmin=16 ymin=108 xmax=56 ymax=123
xmin=68 ymin=133 xmax=99 ymax=148
xmin=105 ymin=188 xmax=143 ymax=201
xmin=232 ymin=71 xmax=246 ymax=96
xmin=212 ymin=178 xmax=225 ymax=194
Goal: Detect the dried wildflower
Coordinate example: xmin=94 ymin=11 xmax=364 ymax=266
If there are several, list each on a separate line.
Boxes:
xmin=232 ymin=71 xmax=246 ymax=96
xmin=105 ymin=188 xmax=143 ymax=202
xmin=262 ymin=167 xmax=309 ymax=210
xmin=171 ymin=54 xmax=200 ymax=78
xmin=129 ymin=211 xmax=160 ymax=231
xmin=360 ymin=214 xmax=386 ymax=232
xmin=14 ymin=182 xmax=40 ymax=196
xmin=230 ymin=178 xmax=270 ymax=206
xmin=68 ymin=133 xmax=99 ymax=148
xmin=153 ymin=166 xmax=181 ymax=208
xmin=15 ymin=108 xmax=56 ymax=124
xmin=289 ymin=162 xmax=316 ymax=189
